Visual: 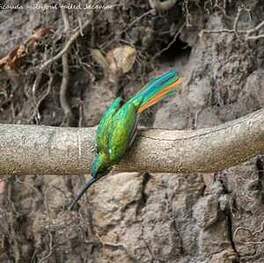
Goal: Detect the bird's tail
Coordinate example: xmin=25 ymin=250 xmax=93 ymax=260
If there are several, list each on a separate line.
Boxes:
xmin=129 ymin=69 xmax=182 ymax=113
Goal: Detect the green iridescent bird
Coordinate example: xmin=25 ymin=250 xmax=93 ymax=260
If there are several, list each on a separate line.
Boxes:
xmin=69 ymin=69 xmax=182 ymax=210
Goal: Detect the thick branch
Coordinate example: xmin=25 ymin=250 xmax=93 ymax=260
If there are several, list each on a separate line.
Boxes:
xmin=0 ymin=109 xmax=263 ymax=176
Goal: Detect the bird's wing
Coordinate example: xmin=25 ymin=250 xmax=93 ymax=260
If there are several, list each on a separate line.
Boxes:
xmin=96 ymin=97 xmax=123 ymax=153
xmin=108 ymin=102 xmax=138 ymax=163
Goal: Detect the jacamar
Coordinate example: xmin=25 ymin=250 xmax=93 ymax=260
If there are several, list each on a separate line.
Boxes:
xmin=69 ymin=69 xmax=182 ymax=210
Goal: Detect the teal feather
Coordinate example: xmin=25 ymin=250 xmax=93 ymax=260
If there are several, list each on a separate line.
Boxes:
xmin=129 ymin=69 xmax=180 ymax=109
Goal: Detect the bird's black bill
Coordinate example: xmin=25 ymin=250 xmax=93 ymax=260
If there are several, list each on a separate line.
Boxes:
xmin=68 ymin=175 xmax=102 ymax=211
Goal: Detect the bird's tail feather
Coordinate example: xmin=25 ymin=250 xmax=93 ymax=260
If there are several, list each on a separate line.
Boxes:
xmin=129 ymin=69 xmax=182 ymax=113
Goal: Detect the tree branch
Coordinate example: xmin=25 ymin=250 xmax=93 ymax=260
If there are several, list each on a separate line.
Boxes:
xmin=0 ymin=109 xmax=263 ymax=176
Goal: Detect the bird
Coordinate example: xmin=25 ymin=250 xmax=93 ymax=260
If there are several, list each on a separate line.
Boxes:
xmin=69 ymin=69 xmax=182 ymax=210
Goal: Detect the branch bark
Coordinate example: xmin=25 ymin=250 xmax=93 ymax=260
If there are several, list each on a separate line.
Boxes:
xmin=0 ymin=109 xmax=263 ymax=176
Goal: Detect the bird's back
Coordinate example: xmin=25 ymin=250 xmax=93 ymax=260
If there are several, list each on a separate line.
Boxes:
xmin=108 ymin=102 xmax=138 ymax=163
xmin=96 ymin=97 xmax=123 ymax=154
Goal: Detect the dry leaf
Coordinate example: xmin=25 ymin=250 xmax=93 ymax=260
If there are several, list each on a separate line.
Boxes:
xmin=0 ymin=27 xmax=53 ymax=70
xmin=106 ymin=45 xmax=136 ymax=77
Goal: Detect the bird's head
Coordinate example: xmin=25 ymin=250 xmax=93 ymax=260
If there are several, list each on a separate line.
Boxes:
xmin=91 ymin=153 xmax=110 ymax=178
xmin=68 ymin=153 xmax=110 ymax=210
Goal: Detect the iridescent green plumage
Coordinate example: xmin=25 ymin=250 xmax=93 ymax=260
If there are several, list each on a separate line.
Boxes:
xmin=69 ymin=69 xmax=182 ymax=210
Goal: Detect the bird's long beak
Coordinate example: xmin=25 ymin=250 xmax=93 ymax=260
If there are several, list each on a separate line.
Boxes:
xmin=68 ymin=176 xmax=102 ymax=210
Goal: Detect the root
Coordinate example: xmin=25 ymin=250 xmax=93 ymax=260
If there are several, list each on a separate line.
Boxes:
xmin=60 ymin=7 xmax=73 ymax=126
xmin=200 ymin=6 xmax=264 ymax=41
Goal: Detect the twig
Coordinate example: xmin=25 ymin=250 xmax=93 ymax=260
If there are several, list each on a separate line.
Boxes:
xmin=200 ymin=29 xmax=236 ymax=35
xmin=61 ymin=7 xmax=70 ymax=33
xmin=128 ymin=9 xmax=154 ymax=28
xmin=29 ymin=73 xmax=53 ymax=123
xmin=78 ymin=99 xmax=84 ymax=127
xmin=32 ymin=72 xmax=43 ymax=109
xmin=7 ymin=179 xmax=21 ymax=262
xmin=246 ymin=20 xmax=264 ymax=40
xmin=200 ymin=8 xmax=264 ymax=41
xmin=38 ymin=19 xmax=91 ymax=72
xmin=100 ymin=10 xmax=153 ymax=50
xmin=184 ymin=0 xmax=192 ymax=27
xmin=152 ymin=23 xmax=185 ymax=60
xmin=233 ymin=7 xmax=243 ymax=36
xmin=246 ymin=20 xmax=264 ymax=36
xmin=38 ymin=232 xmax=54 ymax=263
xmin=60 ymin=53 xmax=72 ymax=125
xmin=60 ymin=6 xmax=73 ymax=125
xmin=78 ymin=17 xmax=84 ymax=37
xmin=246 ymin=34 xmax=264 ymax=40
xmin=233 ymin=227 xmax=264 ymax=245
xmin=234 ymin=220 xmax=264 ymax=243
